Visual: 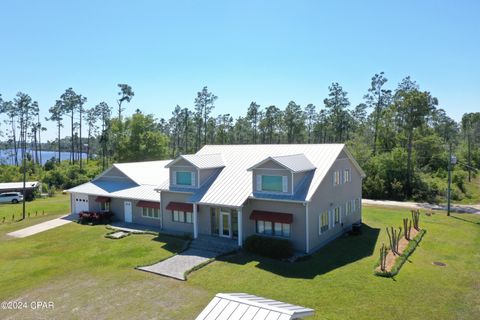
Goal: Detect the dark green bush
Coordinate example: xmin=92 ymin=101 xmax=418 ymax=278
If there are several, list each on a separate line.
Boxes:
xmin=244 ymin=235 xmax=294 ymax=259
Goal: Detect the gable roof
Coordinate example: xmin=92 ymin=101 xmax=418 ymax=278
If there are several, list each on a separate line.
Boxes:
xmin=67 ymin=180 xmax=159 ymax=202
xmin=196 ymin=293 xmax=314 ymax=320
xmin=67 ymin=159 xmax=171 ymax=201
xmin=112 ymin=160 xmax=171 ymax=185
xmin=165 ymin=153 xmax=225 ymax=169
xmin=248 ymin=154 xmax=316 ymax=173
xmin=159 ymin=144 xmax=364 ymax=207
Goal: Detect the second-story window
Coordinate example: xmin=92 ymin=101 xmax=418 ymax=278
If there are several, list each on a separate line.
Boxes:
xmin=176 ymin=171 xmax=192 ymax=186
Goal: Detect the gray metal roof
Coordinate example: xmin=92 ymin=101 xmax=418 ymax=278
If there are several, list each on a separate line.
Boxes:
xmin=249 ymin=154 xmax=316 ymax=173
xmin=67 ymin=180 xmax=159 ymax=202
xmin=196 ymin=293 xmax=314 ymax=320
xmin=0 ymin=181 xmax=40 ymax=190
xmin=165 ymin=153 xmax=225 ymax=169
xmin=67 ymin=160 xmax=171 ymax=201
xmin=172 ymin=144 xmax=349 ymax=207
xmin=113 ymin=160 xmax=171 ymax=185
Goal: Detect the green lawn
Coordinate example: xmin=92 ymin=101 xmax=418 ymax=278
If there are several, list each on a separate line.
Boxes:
xmin=0 ymin=193 xmax=70 ymax=222
xmin=456 ymin=175 xmax=480 ymax=205
xmin=0 ymin=204 xmax=479 ymax=319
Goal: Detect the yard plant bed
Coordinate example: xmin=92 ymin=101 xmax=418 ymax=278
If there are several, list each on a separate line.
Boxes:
xmin=375 ymin=228 xmax=426 ymax=277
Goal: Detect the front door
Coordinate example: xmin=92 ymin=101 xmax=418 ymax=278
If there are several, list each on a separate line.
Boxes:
xmin=124 ymin=201 xmax=132 ymax=223
xmin=219 ymin=211 xmax=231 ymax=238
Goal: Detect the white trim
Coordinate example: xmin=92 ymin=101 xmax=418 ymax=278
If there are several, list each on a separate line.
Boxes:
xmin=282 ymin=176 xmax=288 ymax=193
xmin=197 ymin=168 xmax=200 ymax=187
xmin=238 ymin=208 xmax=243 ymax=247
xmin=256 ymin=175 xmax=262 ymax=191
xmin=193 ymin=203 xmax=198 ymax=239
xmin=290 ymin=172 xmax=294 ymax=194
xmin=305 ymin=202 xmax=310 ymax=253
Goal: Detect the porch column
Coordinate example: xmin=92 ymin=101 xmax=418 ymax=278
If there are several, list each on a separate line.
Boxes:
xmin=193 ymin=203 xmax=198 ymax=239
xmin=238 ymin=208 xmax=243 ymax=247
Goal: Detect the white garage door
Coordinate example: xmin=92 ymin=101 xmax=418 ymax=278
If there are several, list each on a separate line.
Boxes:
xmin=74 ymin=194 xmax=89 ymax=214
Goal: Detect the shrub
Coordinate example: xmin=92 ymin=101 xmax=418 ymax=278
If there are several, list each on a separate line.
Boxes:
xmin=244 ymin=235 xmax=294 ymax=260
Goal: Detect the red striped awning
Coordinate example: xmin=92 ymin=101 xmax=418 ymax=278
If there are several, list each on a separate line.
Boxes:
xmin=95 ymin=196 xmax=111 ymax=203
xmin=250 ymin=210 xmax=293 ymax=224
xmin=166 ymin=202 xmax=194 ymax=212
xmin=136 ymin=201 xmax=160 ymax=209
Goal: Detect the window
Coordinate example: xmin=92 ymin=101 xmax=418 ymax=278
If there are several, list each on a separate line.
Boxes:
xmin=261 ymin=175 xmax=283 ymax=192
xmin=142 ymin=207 xmax=159 ymax=219
xmin=343 ymin=169 xmax=351 ymax=183
xmin=176 ymin=171 xmax=192 ymax=186
xmin=172 ymin=210 xmax=192 ymax=223
xmin=334 ymin=207 xmax=340 ymax=225
xmin=100 ymin=201 xmax=110 ymax=211
xmin=346 ymin=201 xmax=352 ymax=215
xmin=256 ymin=220 xmax=290 ymax=237
xmin=319 ymin=211 xmax=329 ymax=234
xmin=355 ymin=198 xmax=360 ymax=212
xmin=333 ymin=170 xmax=341 ymax=186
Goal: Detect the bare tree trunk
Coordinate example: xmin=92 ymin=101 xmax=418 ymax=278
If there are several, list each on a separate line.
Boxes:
xmin=79 ymin=107 xmax=83 ymax=169
xmin=57 ymin=123 xmax=61 ymax=163
xmin=70 ymin=110 xmax=74 ymax=164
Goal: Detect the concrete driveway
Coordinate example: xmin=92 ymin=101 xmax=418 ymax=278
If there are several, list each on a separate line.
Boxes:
xmin=7 ymin=214 xmax=75 ymax=238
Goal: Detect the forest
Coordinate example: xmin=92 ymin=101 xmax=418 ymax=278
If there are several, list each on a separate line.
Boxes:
xmin=0 ymin=73 xmax=479 ymax=203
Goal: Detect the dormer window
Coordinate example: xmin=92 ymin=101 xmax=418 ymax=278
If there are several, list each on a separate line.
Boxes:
xmin=175 ymin=171 xmax=194 ymax=186
xmin=257 ymin=175 xmax=287 ymax=193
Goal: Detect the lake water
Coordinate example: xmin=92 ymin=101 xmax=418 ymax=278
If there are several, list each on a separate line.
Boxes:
xmin=0 ymin=149 xmax=88 ymax=166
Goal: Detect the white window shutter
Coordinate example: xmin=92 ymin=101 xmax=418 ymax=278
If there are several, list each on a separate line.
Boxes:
xmin=282 ymin=176 xmax=288 ymax=193
xmin=172 ymin=171 xmax=176 ymax=185
xmin=256 ymin=175 xmax=262 ymax=191
xmin=191 ymin=171 xmax=196 ymax=186
xmin=333 ymin=171 xmax=336 ymax=185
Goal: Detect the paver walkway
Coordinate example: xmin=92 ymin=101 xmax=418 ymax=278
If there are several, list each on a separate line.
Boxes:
xmin=137 ymin=248 xmax=217 ymax=280
xmin=7 ymin=214 xmax=75 ymax=238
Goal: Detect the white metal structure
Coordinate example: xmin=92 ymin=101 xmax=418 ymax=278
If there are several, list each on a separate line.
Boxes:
xmin=159 ymin=144 xmax=366 ymax=207
xmin=124 ymin=201 xmax=132 ymax=223
xmin=67 ymin=160 xmax=171 ymax=202
xmin=196 ymin=293 xmax=314 ymax=320
xmin=73 ymin=194 xmax=89 ymax=213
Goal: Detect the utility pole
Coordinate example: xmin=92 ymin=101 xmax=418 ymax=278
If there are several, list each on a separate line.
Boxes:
xmin=447 ymin=144 xmax=457 ymax=217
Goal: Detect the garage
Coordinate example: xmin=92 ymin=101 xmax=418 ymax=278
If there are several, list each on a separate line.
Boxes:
xmin=73 ymin=194 xmax=89 ymax=214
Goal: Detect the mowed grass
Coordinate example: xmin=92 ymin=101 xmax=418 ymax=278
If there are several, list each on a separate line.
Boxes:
xmin=0 ymin=223 xmax=200 ymax=319
xmin=189 ymin=206 xmax=480 ymax=320
xmin=0 ymin=203 xmax=479 ymax=319
xmin=0 ymin=193 xmax=70 ymax=222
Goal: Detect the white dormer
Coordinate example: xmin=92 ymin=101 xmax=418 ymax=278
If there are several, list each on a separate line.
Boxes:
xmin=248 ymin=154 xmax=316 ymax=195
xmin=165 ymin=153 xmax=225 ymax=189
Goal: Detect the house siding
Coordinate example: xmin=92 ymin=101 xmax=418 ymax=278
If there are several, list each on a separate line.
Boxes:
xmin=97 ymin=167 xmax=130 ymax=181
xmin=199 ymin=168 xmax=217 ymax=186
xmin=307 ymin=155 xmax=363 ymax=252
xmin=242 ymin=199 xmax=307 ymax=252
xmin=169 ymin=161 xmax=198 ymax=188
xmin=160 ymin=191 xmax=194 ymax=234
xmin=252 ymin=168 xmax=292 ymax=194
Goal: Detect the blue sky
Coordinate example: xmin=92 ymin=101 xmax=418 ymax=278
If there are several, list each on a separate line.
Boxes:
xmin=0 ymin=0 xmax=479 ymax=140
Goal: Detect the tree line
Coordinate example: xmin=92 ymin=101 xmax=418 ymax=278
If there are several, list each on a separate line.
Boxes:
xmin=1 ymin=73 xmax=479 ymax=202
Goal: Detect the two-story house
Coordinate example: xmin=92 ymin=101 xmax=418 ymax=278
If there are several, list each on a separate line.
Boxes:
xmin=157 ymin=144 xmax=365 ymax=253
xmin=68 ymin=144 xmax=365 ymax=253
